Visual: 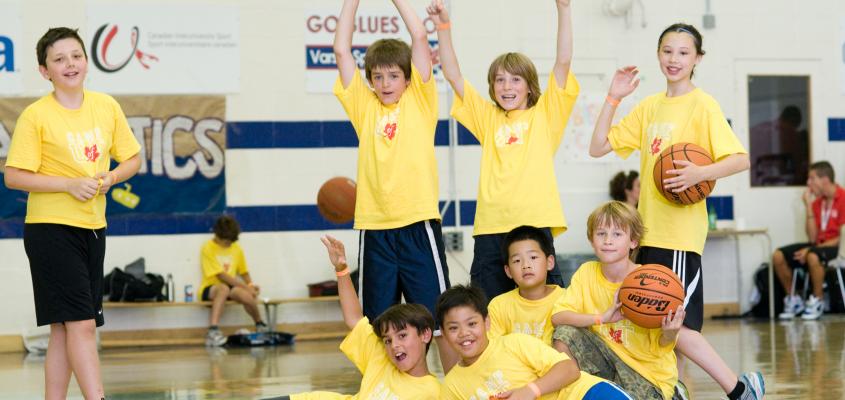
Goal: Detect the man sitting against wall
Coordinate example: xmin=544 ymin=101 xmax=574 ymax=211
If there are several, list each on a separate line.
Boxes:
xmin=200 ymin=215 xmax=268 ymax=346
xmin=773 ymin=161 xmax=845 ymax=320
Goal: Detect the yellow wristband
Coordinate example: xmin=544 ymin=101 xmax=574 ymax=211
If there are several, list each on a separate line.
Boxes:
xmin=336 ymin=268 xmax=351 ymax=277
xmin=437 ymin=22 xmax=451 ymax=31
xmin=527 ymin=382 xmax=542 ymax=399
xmin=605 ymin=95 xmax=620 ymax=107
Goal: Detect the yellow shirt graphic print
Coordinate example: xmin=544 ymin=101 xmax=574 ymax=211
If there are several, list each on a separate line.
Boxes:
xmin=646 ymin=122 xmax=673 ymax=157
xmin=66 ymin=127 xmax=107 ymax=170
xmin=470 ymin=370 xmax=510 ymax=400
xmin=494 ymin=122 xmax=528 ymax=147
xmin=366 ymin=382 xmax=397 ymax=400
xmin=375 ymin=107 xmax=400 ymax=141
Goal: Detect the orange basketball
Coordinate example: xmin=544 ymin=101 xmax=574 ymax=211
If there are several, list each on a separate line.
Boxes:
xmin=652 ymin=142 xmax=715 ymax=205
xmin=317 ymin=177 xmax=356 ymax=224
xmin=619 ymin=265 xmax=685 ymax=329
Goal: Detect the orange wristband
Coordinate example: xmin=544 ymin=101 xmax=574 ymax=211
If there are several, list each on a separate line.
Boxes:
xmin=437 ymin=22 xmax=451 ymax=31
xmin=605 ymin=95 xmax=620 ymax=107
xmin=336 ymin=268 xmax=351 ymax=277
xmin=594 ymin=314 xmax=603 ymax=326
xmin=527 ymin=382 xmax=542 ymax=399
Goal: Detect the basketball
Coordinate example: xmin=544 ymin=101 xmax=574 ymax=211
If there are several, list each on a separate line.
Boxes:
xmin=317 ymin=177 xmax=357 ymax=224
xmin=619 ymin=265 xmax=685 ymax=329
xmin=652 ymin=142 xmax=716 ymax=205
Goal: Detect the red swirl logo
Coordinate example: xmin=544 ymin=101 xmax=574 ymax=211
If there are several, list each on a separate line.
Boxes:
xmin=91 ymin=24 xmax=158 ymax=73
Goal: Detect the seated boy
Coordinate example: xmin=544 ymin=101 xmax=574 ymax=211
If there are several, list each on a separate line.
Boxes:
xmin=266 ymin=235 xmax=440 ymax=400
xmin=488 ymin=226 xmax=566 ymax=344
xmin=437 ymin=285 xmax=632 ymax=400
xmin=200 ymin=215 xmax=267 ymax=346
xmin=551 ymin=201 xmax=684 ymax=399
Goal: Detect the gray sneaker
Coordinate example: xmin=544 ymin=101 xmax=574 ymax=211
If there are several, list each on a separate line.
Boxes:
xmin=738 ymin=372 xmax=765 ymax=400
xmin=205 ymin=328 xmax=227 ymax=347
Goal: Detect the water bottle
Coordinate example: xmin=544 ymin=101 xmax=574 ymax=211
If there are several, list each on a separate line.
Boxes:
xmin=166 ymin=274 xmax=175 ymax=302
xmin=708 ymin=204 xmax=718 ymax=231
xmin=184 ymin=284 xmax=194 ymax=302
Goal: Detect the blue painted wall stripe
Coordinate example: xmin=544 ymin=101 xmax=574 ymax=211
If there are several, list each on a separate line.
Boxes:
xmin=829 ymin=118 xmax=845 ymax=141
xmin=227 ymin=120 xmax=478 ymax=149
xmin=0 ymin=200 xmax=471 ymax=239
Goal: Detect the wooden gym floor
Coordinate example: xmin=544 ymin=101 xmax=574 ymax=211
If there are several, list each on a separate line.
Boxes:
xmin=0 ymin=317 xmax=842 ymax=399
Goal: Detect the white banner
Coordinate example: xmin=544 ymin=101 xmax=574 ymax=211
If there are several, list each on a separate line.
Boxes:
xmin=0 ymin=1 xmax=22 ymax=94
xmin=842 ymin=18 xmax=845 ymax=95
xmin=561 ymin=92 xmax=635 ymax=163
xmin=305 ymin=7 xmax=445 ymax=93
xmin=86 ymin=3 xmax=239 ymax=94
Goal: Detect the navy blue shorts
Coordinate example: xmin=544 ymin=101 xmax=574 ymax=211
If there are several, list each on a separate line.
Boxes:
xmin=358 ymin=220 xmax=450 ymax=327
xmin=470 ymin=228 xmax=564 ymax=303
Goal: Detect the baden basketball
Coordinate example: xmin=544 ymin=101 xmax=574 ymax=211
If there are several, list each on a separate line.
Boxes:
xmin=619 ymin=265 xmax=685 ymax=329
xmin=652 ymin=142 xmax=715 ymax=205
xmin=317 ymin=177 xmax=356 ymax=224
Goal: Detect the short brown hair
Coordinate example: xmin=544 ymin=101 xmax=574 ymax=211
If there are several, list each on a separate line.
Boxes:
xmin=372 ymin=303 xmax=435 ymax=353
xmin=364 ymin=39 xmax=412 ymax=83
xmin=213 ymin=215 xmax=241 ymax=242
xmin=810 ymin=161 xmax=835 ymax=182
xmin=586 ymin=201 xmax=646 ymax=245
xmin=487 ymin=53 xmax=541 ymax=111
xmin=36 ymin=27 xmax=87 ymax=67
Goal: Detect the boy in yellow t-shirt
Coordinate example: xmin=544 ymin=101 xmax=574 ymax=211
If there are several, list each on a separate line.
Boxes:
xmin=551 ymin=202 xmax=685 ymax=400
xmin=265 ymin=235 xmax=440 ymax=400
xmin=437 ymin=285 xmax=632 ymax=400
xmin=428 ymin=0 xmax=579 ymax=301
xmin=333 ymin=0 xmax=450 ymax=363
xmin=5 ymin=27 xmax=141 ymax=400
xmin=488 ymin=226 xmax=566 ymax=344
xmin=200 ymin=216 xmax=267 ymax=346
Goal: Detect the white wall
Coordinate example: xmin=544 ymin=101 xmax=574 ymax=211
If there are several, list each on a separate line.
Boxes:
xmin=2 ymin=0 xmax=845 ymax=335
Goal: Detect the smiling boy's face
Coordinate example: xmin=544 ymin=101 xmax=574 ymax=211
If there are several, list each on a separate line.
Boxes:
xmin=369 ymin=64 xmax=410 ymax=105
xmin=442 ymin=305 xmax=490 ymax=366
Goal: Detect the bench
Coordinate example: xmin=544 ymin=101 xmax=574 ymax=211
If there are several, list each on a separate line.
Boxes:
xmin=102 ymin=296 xmax=345 ymax=347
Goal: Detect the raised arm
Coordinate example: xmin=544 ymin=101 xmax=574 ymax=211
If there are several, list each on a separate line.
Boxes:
xmin=334 ymin=0 xmax=361 ymax=88
xmin=321 ymin=235 xmax=363 ymax=329
xmin=392 ymin=0 xmax=432 ymax=82
xmin=427 ymin=0 xmax=464 ymax=97
xmin=551 ymin=0 xmax=572 ymax=88
xmin=589 ymin=66 xmax=640 ymax=157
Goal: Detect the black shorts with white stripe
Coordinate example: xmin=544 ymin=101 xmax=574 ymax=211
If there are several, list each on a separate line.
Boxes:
xmin=636 ymin=246 xmax=704 ymax=332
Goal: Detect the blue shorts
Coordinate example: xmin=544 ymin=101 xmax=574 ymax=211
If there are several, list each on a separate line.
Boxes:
xmin=582 ymin=381 xmax=633 ymax=400
xmin=358 ymin=220 xmax=450 ymax=327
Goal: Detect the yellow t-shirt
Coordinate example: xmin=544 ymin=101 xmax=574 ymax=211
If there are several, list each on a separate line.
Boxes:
xmin=552 ymin=261 xmax=677 ymax=399
xmin=293 ymin=317 xmax=441 ymax=400
xmin=199 ymin=240 xmax=249 ymax=295
xmin=607 ymin=88 xmax=746 ymax=254
xmin=488 ymin=286 xmax=565 ymax=344
xmin=451 ymin=72 xmax=579 ymax=236
xmin=333 ymin=66 xmax=440 ymax=230
xmin=6 ymin=91 xmax=141 ymax=229
xmin=442 ymin=334 xmax=605 ymax=400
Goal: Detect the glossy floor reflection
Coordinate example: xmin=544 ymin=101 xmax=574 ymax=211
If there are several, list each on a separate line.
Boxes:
xmin=0 ymin=317 xmax=843 ymax=399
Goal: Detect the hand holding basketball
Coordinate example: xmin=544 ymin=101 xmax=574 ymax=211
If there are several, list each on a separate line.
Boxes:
xmin=663 ymin=159 xmax=709 ymax=193
xmin=320 ymin=235 xmax=348 ymax=272
xmin=601 ymin=291 xmax=624 ymax=325
xmin=661 ymin=306 xmax=685 ymax=341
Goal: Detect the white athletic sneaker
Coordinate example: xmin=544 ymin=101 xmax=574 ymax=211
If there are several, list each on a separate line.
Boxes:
xmin=778 ymin=294 xmax=804 ymax=319
xmin=801 ymin=295 xmax=823 ymax=320
xmin=738 ymin=371 xmax=765 ymax=400
xmin=205 ymin=328 xmax=227 ymax=347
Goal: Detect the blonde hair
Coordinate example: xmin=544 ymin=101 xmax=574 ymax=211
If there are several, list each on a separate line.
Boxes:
xmin=586 ymin=201 xmax=646 ymax=244
xmin=487 ymin=53 xmax=541 ymax=110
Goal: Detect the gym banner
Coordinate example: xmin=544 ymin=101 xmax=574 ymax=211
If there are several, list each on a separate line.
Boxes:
xmin=305 ymin=7 xmax=445 ymax=93
xmin=86 ymin=3 xmax=239 ymax=94
xmin=0 ymin=96 xmax=226 ymax=219
xmin=0 ymin=1 xmax=22 ymax=94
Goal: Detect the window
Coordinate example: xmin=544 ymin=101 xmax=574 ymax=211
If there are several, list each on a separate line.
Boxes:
xmin=747 ymin=76 xmax=810 ymax=186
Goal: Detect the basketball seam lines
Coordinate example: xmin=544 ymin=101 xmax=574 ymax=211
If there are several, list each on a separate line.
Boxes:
xmin=619 ymin=286 xmax=685 ymax=303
